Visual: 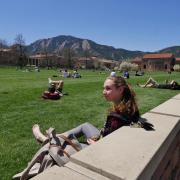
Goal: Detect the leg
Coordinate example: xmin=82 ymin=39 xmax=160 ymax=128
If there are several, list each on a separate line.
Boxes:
xmin=140 ymin=77 xmax=158 ymax=88
xmin=33 ymin=122 xmax=100 ymax=143
xmin=170 ymin=80 xmax=175 ymax=85
xmin=60 ymin=122 xmax=100 ymax=140
xmin=56 ymin=81 xmax=64 ymax=93
xmin=137 ymin=84 xmax=146 ymax=88
xmin=32 ymin=124 xmax=48 ymax=143
xmin=144 ymin=77 xmax=155 ymax=87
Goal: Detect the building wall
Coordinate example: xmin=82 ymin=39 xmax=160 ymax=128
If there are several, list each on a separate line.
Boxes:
xmin=175 ymin=60 xmax=180 ymax=65
xmin=151 ymin=131 xmax=180 ymax=180
xmin=29 ymin=56 xmax=77 ymax=68
xmin=0 ymin=50 xmax=18 ymax=65
xmin=142 ymin=58 xmax=175 ymax=71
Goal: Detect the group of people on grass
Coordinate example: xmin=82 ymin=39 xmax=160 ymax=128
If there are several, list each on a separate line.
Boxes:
xmin=61 ymin=69 xmax=81 ymax=78
xmin=111 ymin=70 xmax=144 ymax=79
xmin=41 ymin=69 xmax=82 ymax=100
xmin=13 ymin=70 xmax=179 ymax=179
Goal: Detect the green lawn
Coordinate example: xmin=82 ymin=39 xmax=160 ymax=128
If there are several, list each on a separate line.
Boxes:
xmin=0 ymin=67 xmax=179 ymax=180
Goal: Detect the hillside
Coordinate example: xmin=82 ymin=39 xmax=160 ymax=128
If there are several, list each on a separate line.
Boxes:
xmin=158 ymin=46 xmax=180 ymax=57
xmin=26 ymin=35 xmax=145 ymax=60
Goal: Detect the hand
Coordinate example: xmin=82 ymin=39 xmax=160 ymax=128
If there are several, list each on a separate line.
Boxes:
xmin=87 ymin=138 xmax=96 ymax=145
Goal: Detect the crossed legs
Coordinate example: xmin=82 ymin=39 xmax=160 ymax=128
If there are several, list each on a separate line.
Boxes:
xmin=32 ymin=122 xmax=100 ymax=144
xmin=138 ymin=77 xmax=159 ymax=88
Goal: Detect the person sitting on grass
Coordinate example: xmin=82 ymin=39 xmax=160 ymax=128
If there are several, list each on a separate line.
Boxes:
xmin=42 ymin=78 xmax=65 ymax=100
xmin=72 ymin=69 xmax=81 ymax=78
xmin=137 ymin=77 xmax=180 ymax=90
xmin=48 ymin=77 xmax=64 ymax=92
xmin=123 ymin=70 xmax=129 ymax=79
xmin=42 ymin=83 xmax=62 ymax=100
xmin=135 ymin=71 xmax=144 ymax=76
xmin=62 ymin=69 xmax=71 ymax=78
xmin=110 ymin=71 xmax=116 ymax=77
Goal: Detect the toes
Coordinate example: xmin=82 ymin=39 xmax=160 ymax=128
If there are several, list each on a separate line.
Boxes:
xmin=32 ymin=124 xmax=40 ymax=130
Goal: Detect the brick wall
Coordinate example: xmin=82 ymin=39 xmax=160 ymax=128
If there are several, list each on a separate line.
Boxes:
xmin=152 ymin=131 xmax=180 ymax=180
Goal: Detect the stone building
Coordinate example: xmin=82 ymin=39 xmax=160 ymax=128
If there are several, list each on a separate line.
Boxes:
xmin=175 ymin=57 xmax=180 ymax=65
xmin=29 ymin=53 xmax=76 ymax=68
xmin=0 ymin=48 xmax=19 ymax=66
xmin=74 ymin=57 xmax=118 ymax=69
xmin=141 ymin=53 xmax=175 ymax=71
xmin=29 ymin=54 xmax=58 ymax=67
xmin=131 ymin=57 xmax=142 ymax=69
xmin=74 ymin=57 xmax=95 ymax=69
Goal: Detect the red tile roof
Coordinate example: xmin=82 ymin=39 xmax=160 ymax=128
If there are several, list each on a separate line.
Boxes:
xmin=176 ymin=57 xmax=180 ymax=61
xmin=143 ymin=53 xmax=174 ymax=59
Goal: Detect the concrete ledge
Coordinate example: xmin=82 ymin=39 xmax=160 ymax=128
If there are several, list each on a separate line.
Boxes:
xmin=65 ymin=162 xmax=110 ymax=180
xmin=138 ymin=113 xmax=180 ymax=180
xmin=31 ymin=165 xmax=99 ymax=180
xmin=150 ymin=98 xmax=180 ymax=117
xmin=31 ymin=163 xmax=110 ymax=180
xmin=172 ymin=93 xmax=180 ymax=100
xmin=70 ymin=113 xmax=180 ymax=180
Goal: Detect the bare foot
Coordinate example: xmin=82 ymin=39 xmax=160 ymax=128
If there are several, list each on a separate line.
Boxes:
xmin=137 ymin=83 xmax=145 ymax=88
xmin=32 ymin=124 xmax=48 ymax=143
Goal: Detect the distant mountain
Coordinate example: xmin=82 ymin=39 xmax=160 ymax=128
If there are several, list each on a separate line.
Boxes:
xmin=158 ymin=46 xmax=180 ymax=57
xmin=26 ymin=35 xmax=145 ymax=60
xmin=25 ymin=35 xmax=180 ymax=60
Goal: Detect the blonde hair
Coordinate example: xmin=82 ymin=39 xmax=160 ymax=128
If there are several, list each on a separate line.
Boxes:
xmin=106 ymin=76 xmax=139 ymax=115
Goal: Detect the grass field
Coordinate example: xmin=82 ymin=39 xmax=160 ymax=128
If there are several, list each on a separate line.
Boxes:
xmin=0 ymin=67 xmax=179 ymax=180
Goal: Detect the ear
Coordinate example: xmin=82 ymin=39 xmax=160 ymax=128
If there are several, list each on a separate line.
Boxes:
xmin=117 ymin=86 xmax=124 ymax=94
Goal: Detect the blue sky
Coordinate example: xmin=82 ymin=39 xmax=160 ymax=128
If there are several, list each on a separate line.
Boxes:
xmin=0 ymin=0 xmax=180 ymax=51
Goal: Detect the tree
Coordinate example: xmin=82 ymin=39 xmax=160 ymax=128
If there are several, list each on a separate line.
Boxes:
xmin=173 ymin=64 xmax=180 ymax=72
xmin=82 ymin=40 xmax=91 ymax=69
xmin=119 ymin=61 xmax=139 ymax=72
xmin=62 ymin=48 xmax=75 ymax=68
xmin=41 ymin=40 xmax=49 ymax=69
xmin=0 ymin=39 xmax=7 ymax=49
xmin=119 ymin=61 xmax=131 ymax=72
xmin=131 ymin=63 xmax=139 ymax=71
xmin=84 ymin=49 xmax=90 ymax=69
xmin=93 ymin=60 xmax=100 ymax=69
xmin=0 ymin=39 xmax=8 ymax=56
xmin=14 ymin=34 xmax=26 ymax=69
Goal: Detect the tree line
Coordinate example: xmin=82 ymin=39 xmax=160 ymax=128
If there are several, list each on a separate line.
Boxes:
xmin=0 ymin=34 xmax=92 ymax=69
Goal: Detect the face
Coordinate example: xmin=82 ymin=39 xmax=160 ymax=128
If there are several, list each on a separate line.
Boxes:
xmin=103 ymin=79 xmax=124 ymax=103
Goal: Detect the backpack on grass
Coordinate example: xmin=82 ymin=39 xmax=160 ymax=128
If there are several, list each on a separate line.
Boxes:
xmin=13 ymin=128 xmax=83 ymax=180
